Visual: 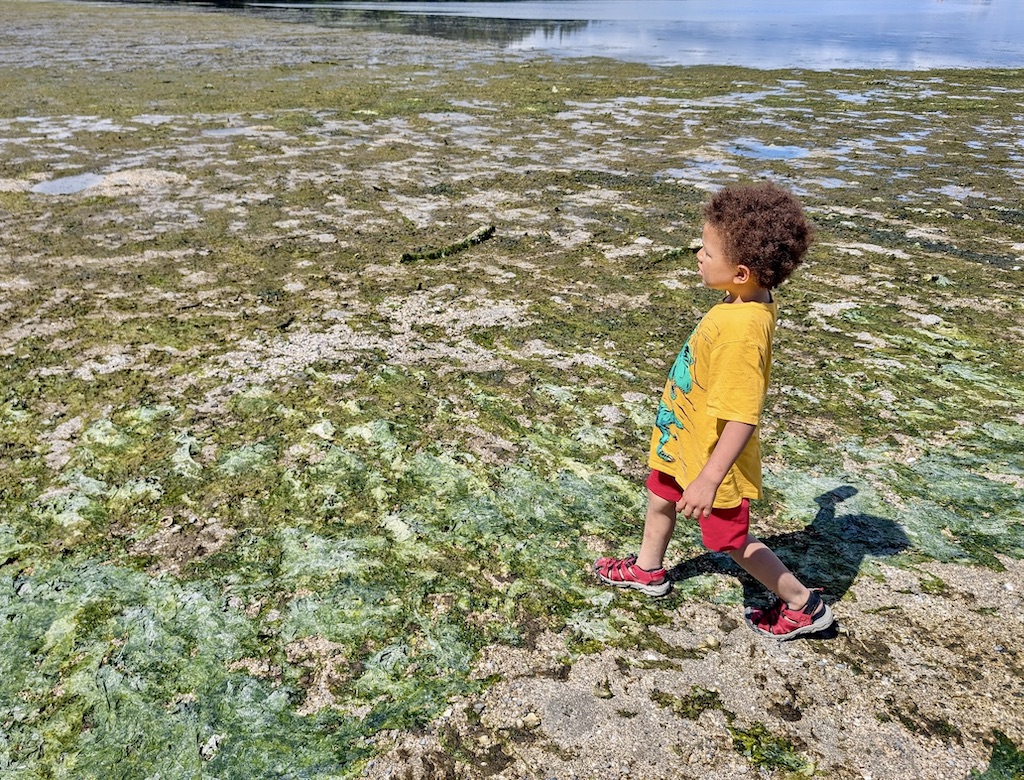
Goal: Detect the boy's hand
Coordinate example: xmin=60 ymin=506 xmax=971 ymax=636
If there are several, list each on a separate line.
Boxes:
xmin=677 ymin=477 xmax=717 ymax=519
xmin=677 ymin=420 xmax=757 ymax=519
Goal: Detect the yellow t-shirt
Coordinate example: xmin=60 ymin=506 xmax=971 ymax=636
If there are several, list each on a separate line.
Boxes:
xmin=648 ymin=300 xmax=777 ymax=507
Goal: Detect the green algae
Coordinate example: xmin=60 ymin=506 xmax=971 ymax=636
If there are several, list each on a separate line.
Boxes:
xmin=651 ymin=687 xmax=812 ymax=775
xmin=880 ymin=698 xmax=963 ymax=744
xmin=729 ymin=721 xmax=813 ymax=776
xmin=973 ymin=731 xmax=1024 ymax=780
xmin=650 ymin=686 xmax=723 ymax=720
xmin=0 ymin=560 xmax=348 ymax=779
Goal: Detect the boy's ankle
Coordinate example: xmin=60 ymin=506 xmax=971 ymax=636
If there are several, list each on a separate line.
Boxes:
xmin=788 ymin=590 xmax=822 ymax=615
xmin=636 ymin=558 xmax=663 ymax=572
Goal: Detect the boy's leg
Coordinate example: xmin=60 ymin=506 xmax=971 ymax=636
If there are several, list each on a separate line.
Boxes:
xmin=728 ymin=535 xmax=810 ymax=609
xmin=594 ymin=487 xmax=675 ymax=596
xmin=729 ymin=534 xmax=834 ymax=639
xmin=637 ymin=489 xmax=677 ymax=571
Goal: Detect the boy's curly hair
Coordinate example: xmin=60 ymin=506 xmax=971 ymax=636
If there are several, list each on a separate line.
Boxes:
xmin=704 ymin=182 xmax=814 ymax=289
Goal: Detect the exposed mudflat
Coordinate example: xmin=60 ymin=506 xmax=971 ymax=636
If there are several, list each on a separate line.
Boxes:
xmin=1 ymin=2 xmax=1022 ymax=778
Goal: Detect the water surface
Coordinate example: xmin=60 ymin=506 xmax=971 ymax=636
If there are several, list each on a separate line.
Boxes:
xmin=244 ymin=0 xmax=1024 ymax=69
xmin=30 ymin=172 xmax=104 ymax=194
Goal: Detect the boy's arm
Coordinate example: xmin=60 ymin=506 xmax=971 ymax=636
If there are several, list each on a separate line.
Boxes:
xmin=678 ymin=420 xmax=756 ymax=519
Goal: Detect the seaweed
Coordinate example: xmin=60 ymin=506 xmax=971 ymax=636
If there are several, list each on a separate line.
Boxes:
xmin=400 ymin=225 xmax=496 ymax=263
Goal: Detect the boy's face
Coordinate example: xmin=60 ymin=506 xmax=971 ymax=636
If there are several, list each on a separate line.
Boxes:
xmin=696 ymin=222 xmax=739 ymax=291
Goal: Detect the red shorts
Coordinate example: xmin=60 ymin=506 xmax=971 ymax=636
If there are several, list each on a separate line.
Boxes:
xmin=646 ymin=470 xmax=750 ymax=552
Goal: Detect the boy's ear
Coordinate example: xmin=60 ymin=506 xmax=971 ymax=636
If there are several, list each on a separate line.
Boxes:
xmin=734 ymin=264 xmax=752 ymax=283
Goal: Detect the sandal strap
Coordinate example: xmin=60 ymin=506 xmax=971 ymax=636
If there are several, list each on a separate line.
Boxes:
xmin=597 ymin=556 xmax=665 ymax=584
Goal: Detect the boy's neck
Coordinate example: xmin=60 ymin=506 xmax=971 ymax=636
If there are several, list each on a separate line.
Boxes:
xmin=723 ymin=282 xmax=773 ymax=304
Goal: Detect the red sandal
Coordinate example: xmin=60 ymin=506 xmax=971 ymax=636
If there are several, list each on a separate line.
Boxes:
xmin=745 ymin=589 xmax=834 ymax=641
xmin=594 ymin=554 xmax=671 ymax=597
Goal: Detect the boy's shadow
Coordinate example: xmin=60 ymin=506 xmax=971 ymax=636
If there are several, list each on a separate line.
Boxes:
xmin=667 ymin=486 xmax=909 ymax=638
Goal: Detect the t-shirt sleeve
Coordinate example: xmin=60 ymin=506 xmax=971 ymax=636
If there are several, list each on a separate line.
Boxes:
xmin=704 ymin=339 xmax=768 ymax=425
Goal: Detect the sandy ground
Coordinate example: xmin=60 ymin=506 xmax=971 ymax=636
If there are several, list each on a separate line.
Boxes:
xmin=362 ymin=557 xmax=1024 ymax=779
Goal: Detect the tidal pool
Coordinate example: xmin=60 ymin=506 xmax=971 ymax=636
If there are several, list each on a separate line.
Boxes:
xmin=725 ymin=138 xmax=810 ymax=160
xmin=29 ymin=172 xmax=104 ymax=194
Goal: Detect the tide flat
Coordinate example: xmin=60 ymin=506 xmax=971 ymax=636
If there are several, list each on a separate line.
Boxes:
xmin=0 ymin=1 xmax=1022 ymax=778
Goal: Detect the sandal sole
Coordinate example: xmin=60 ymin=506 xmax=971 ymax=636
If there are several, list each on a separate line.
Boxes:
xmin=595 ymin=571 xmax=671 ymax=597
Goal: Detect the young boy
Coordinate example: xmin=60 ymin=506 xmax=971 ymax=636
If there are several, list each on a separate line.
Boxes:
xmin=595 ymin=181 xmax=833 ymax=640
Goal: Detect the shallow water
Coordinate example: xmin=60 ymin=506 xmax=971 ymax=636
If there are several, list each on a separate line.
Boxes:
xmin=244 ymin=0 xmax=1024 ymax=69
xmin=30 ymin=172 xmax=104 ymax=194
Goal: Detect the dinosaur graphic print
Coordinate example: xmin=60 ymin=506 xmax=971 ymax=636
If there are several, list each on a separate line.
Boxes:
xmin=654 ymin=327 xmax=697 ymax=462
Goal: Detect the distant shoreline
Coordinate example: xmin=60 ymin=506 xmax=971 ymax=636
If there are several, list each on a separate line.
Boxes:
xmin=83 ymin=0 xmax=1024 ymax=70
